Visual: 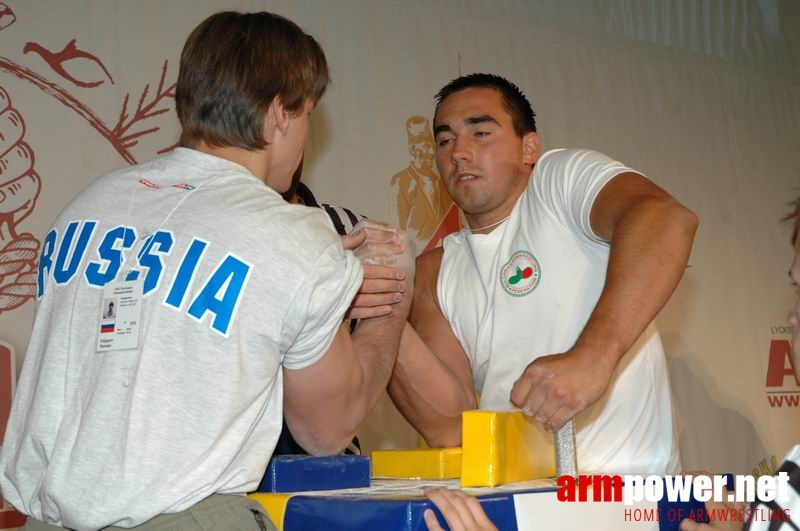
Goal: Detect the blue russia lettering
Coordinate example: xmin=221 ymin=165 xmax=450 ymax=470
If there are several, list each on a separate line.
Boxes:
xmin=126 ymin=231 xmax=176 ymax=295
xmin=37 ymin=221 xmax=250 ymax=337
xmin=164 ymin=238 xmax=207 ymax=309
xmin=38 ymin=220 xmax=98 ymax=292
xmin=185 ymin=254 xmax=252 ymax=336
xmin=85 ymin=225 xmax=137 ymax=286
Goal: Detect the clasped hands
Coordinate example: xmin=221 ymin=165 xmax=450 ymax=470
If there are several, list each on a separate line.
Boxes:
xmin=341 ymin=218 xmax=415 ymax=320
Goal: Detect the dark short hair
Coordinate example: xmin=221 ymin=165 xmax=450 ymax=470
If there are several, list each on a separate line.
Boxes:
xmin=785 ymin=195 xmax=800 ymax=247
xmin=434 ymin=73 xmax=537 ymax=136
xmin=176 ymin=11 xmax=329 ymax=150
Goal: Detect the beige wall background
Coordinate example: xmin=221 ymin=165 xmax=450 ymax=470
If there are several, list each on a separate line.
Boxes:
xmin=0 ymin=2 xmax=799 ymax=505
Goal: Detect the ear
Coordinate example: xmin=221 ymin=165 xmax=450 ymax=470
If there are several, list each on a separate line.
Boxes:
xmin=264 ymin=97 xmax=290 ymax=141
xmin=521 ymin=132 xmax=541 ymax=166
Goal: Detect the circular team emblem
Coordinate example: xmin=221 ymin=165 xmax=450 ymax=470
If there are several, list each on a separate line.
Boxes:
xmin=500 ymin=250 xmax=541 ymax=297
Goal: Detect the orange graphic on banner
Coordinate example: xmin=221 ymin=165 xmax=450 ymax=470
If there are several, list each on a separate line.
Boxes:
xmin=391 ymin=116 xmax=455 ymax=240
xmin=391 ymin=115 xmax=461 ymax=252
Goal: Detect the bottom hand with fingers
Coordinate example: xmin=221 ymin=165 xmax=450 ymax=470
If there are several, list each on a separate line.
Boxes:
xmin=423 ymin=488 xmax=498 ymax=531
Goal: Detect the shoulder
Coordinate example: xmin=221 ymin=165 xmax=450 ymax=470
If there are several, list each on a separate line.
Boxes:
xmin=416 ymin=246 xmax=444 ymax=278
xmin=273 ymin=204 xmax=344 ymax=253
xmin=220 ymin=192 xmax=345 ymax=268
xmin=531 ymin=148 xmax=636 ymax=201
xmin=535 ymin=148 xmax=620 ymax=176
xmin=57 ymin=161 xmax=150 ymax=218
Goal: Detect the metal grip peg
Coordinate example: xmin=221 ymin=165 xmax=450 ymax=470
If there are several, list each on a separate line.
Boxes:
xmin=554 ymin=419 xmax=577 ymax=478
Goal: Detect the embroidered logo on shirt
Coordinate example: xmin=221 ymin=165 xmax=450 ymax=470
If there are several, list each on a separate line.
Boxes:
xmin=500 ymin=250 xmax=541 ymax=296
xmin=138 ymin=178 xmax=195 ymax=191
xmin=138 ymin=178 xmax=161 ymax=189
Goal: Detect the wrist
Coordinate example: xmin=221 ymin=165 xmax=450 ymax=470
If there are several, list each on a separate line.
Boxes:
xmin=572 ymin=332 xmax=624 ymax=369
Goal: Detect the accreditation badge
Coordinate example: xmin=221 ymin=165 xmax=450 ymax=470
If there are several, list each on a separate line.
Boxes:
xmin=97 ymin=278 xmax=144 ymax=352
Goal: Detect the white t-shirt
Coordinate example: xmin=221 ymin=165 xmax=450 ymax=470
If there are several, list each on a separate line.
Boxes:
xmin=0 ymin=148 xmax=362 ymax=530
xmin=439 ymin=148 xmax=680 ymax=475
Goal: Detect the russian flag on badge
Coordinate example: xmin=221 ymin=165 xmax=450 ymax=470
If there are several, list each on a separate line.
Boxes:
xmin=101 ymin=322 xmax=115 ymax=334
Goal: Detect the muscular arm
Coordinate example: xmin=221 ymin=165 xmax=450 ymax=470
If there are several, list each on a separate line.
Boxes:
xmin=282 ymin=229 xmax=415 ymax=455
xmin=511 ymin=172 xmax=698 ymax=430
xmin=388 ymin=248 xmax=476 ymax=447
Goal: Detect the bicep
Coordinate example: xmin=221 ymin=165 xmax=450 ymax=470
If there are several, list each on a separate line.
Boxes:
xmin=589 ymin=171 xmax=673 ymax=241
xmin=282 ymin=323 xmax=359 ymax=451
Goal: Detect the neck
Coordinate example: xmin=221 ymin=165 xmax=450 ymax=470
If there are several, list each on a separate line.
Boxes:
xmin=194 ymin=142 xmax=270 ymax=183
xmin=467 ymin=215 xmax=510 ymax=234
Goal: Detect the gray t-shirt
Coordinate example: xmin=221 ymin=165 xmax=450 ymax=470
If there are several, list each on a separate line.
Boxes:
xmin=0 ymin=148 xmax=362 ymax=529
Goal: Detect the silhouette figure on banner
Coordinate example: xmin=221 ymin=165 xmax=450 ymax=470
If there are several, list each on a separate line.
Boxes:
xmin=391 ymin=116 xmax=459 ymax=252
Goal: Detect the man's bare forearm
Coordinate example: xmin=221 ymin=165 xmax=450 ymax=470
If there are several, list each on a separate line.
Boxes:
xmin=346 ymin=297 xmax=413 ymax=424
xmin=331 ymin=227 xmax=417 ymax=449
xmin=388 ymin=323 xmax=476 ymax=447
